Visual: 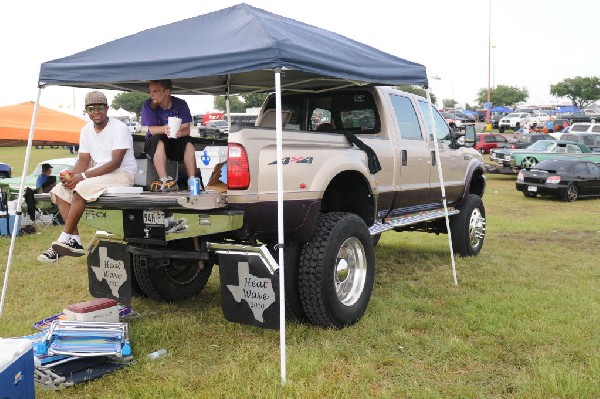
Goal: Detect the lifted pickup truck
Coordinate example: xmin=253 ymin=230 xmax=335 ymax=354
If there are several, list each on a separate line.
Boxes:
xmin=52 ymin=87 xmax=486 ymax=329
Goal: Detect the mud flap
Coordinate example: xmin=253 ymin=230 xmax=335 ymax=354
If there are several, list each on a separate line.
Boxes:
xmin=87 ymin=241 xmax=132 ymax=305
xmin=218 ymin=253 xmax=279 ymax=330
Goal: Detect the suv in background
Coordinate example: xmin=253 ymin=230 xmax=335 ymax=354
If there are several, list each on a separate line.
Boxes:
xmin=498 ymin=112 xmax=531 ymax=133
xmin=126 ymin=121 xmax=142 ymax=134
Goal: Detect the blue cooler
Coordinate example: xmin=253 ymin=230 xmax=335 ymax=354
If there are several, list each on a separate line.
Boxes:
xmin=0 ymin=338 xmax=35 ymax=398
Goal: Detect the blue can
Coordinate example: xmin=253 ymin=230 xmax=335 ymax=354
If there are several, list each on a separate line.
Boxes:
xmin=188 ymin=177 xmax=200 ymax=195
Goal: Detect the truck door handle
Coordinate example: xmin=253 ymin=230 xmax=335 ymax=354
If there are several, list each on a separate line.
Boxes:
xmin=402 ymin=150 xmax=407 ymax=166
xmin=431 ymin=151 xmax=436 ymax=166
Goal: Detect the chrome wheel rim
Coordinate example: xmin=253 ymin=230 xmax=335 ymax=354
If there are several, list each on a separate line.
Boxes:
xmin=567 ymin=185 xmax=578 ymax=201
xmin=522 ymin=157 xmax=537 ymax=168
xmin=334 ymin=237 xmax=367 ymax=306
xmin=468 ymin=208 xmax=486 ymax=248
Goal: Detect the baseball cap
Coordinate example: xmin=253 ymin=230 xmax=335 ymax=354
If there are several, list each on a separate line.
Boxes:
xmin=42 ymin=163 xmax=53 ymax=171
xmin=85 ymin=91 xmax=108 ymax=106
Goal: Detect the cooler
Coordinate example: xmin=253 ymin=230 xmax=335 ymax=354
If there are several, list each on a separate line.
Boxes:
xmin=63 ymin=298 xmax=119 ymax=323
xmin=195 ymin=146 xmax=227 ymax=186
xmin=0 ymin=338 xmax=35 ymax=398
xmin=134 ymin=158 xmax=178 ymax=187
xmin=0 ymin=213 xmax=21 ymax=236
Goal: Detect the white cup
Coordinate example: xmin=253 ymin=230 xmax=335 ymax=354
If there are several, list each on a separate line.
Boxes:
xmin=167 ymin=116 xmax=182 ymax=138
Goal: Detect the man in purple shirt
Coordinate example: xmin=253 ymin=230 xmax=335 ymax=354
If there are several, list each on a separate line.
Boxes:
xmin=141 ymin=79 xmax=196 ymax=191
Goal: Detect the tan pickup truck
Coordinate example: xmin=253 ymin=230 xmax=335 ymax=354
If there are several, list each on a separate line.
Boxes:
xmin=68 ymin=86 xmax=486 ymax=328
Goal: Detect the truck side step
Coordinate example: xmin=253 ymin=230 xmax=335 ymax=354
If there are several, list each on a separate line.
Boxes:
xmin=369 ymin=208 xmax=459 ymax=236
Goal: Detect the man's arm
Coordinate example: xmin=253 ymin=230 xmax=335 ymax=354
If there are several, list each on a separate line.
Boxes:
xmin=63 ymin=149 xmax=127 ymax=189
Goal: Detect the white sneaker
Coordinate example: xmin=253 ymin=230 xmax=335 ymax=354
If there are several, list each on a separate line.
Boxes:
xmin=38 ymin=247 xmax=61 ymax=263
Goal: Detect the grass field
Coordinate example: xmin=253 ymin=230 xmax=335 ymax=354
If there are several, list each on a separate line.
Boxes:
xmin=0 ymin=147 xmax=599 ymax=398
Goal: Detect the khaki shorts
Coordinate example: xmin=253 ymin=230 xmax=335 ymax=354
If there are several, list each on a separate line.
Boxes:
xmin=51 ymin=169 xmax=134 ymax=204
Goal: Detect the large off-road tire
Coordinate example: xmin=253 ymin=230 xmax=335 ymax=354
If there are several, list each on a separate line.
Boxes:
xmin=132 ymin=238 xmax=214 ymax=301
xmin=450 ymin=194 xmax=486 ymax=256
xmin=298 ymin=212 xmax=375 ymax=328
xmin=563 ymin=184 xmax=578 ymax=202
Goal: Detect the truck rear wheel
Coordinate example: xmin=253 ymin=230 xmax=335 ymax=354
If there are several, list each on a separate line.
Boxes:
xmin=298 ymin=212 xmax=375 ymax=328
xmin=450 ymin=194 xmax=486 ymax=256
xmin=132 ymin=239 xmax=214 ymax=301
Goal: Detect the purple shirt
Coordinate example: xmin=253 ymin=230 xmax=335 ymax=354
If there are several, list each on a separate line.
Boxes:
xmin=141 ymin=96 xmax=192 ymax=138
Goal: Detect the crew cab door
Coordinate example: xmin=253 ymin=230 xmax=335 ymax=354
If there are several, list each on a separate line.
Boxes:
xmin=417 ymin=100 xmax=470 ymax=205
xmin=388 ymin=93 xmax=433 ymax=207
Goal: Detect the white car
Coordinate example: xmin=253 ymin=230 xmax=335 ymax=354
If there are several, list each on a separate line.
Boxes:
xmin=126 ymin=121 xmax=142 ymax=134
xmin=498 ymin=113 xmax=531 ymax=133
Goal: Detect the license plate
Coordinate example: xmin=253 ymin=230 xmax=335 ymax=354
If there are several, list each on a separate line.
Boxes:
xmin=527 ymin=186 xmax=537 ymax=192
xmin=143 ymin=210 xmax=165 ymax=226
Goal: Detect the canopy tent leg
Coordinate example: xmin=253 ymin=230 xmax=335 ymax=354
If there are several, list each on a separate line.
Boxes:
xmin=425 ymin=89 xmax=459 ymax=287
xmin=273 ymin=68 xmax=287 ymax=384
xmin=0 ymin=87 xmax=43 ymax=316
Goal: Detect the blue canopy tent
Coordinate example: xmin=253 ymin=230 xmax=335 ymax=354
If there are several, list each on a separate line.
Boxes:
xmin=557 ymin=105 xmax=580 ymax=114
xmin=3 ymin=3 xmax=447 ymax=384
xmin=490 ymin=106 xmax=512 ymax=113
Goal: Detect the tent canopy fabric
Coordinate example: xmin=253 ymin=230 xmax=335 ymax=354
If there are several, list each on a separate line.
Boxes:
xmin=557 ymin=105 xmax=580 ymax=114
xmin=490 ymin=106 xmax=512 ymax=113
xmin=0 ymin=102 xmax=85 ymax=146
xmin=38 ymin=3 xmax=428 ymax=95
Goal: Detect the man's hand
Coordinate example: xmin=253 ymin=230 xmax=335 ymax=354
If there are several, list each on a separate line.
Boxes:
xmin=62 ymin=173 xmax=85 ymax=190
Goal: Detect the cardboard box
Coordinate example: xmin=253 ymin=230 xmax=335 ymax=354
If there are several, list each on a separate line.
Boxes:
xmin=134 ymin=158 xmax=178 ymax=187
xmin=0 ymin=214 xmax=20 ymax=236
xmin=63 ymin=298 xmax=119 ymax=323
xmin=0 ymin=338 xmax=35 ymax=398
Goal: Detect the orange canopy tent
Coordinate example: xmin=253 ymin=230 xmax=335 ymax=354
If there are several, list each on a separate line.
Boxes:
xmin=0 ymin=102 xmax=85 ymax=146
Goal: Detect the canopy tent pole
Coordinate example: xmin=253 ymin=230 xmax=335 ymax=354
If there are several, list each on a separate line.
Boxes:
xmin=0 ymin=87 xmax=43 ymax=316
xmin=225 ymin=75 xmax=231 ymax=131
xmin=425 ymin=89 xmax=458 ymax=286
xmin=273 ymin=68 xmax=287 ymax=384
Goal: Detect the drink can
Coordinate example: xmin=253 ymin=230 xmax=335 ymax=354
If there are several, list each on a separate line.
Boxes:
xmin=59 ymin=169 xmax=72 ymax=182
xmin=189 ymin=177 xmax=200 ymax=195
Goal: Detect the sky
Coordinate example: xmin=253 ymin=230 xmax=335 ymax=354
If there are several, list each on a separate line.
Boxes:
xmin=3 ymin=0 xmax=598 ymax=115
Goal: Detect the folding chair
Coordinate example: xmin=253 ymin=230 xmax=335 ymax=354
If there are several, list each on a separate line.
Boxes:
xmin=23 ymin=187 xmax=62 ymax=229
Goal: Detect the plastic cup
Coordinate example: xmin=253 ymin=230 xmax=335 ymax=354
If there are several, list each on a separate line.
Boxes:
xmin=167 ymin=116 xmax=182 ymax=138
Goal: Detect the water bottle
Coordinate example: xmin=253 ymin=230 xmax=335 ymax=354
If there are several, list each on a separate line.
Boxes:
xmin=147 ymin=348 xmax=167 ymax=360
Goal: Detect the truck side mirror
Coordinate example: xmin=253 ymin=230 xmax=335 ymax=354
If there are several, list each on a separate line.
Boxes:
xmin=463 ymin=125 xmax=476 ymax=147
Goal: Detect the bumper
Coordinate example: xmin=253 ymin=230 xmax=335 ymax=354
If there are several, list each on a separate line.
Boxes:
xmin=515 ymin=182 xmax=567 ymax=197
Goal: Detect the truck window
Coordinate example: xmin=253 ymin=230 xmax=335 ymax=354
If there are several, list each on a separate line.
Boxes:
xmin=417 ymin=100 xmax=451 ymax=140
xmin=389 ymin=94 xmax=423 ymax=140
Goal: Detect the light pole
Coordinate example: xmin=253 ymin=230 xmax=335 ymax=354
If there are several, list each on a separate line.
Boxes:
xmin=491 ymin=45 xmax=496 ymax=89
xmin=485 ymin=0 xmax=492 ymax=131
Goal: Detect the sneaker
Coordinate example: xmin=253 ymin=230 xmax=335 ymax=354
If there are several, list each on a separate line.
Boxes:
xmin=52 ymin=238 xmax=85 ymax=257
xmin=166 ymin=218 xmax=188 ymax=233
xmin=149 ymin=177 xmax=178 ymax=192
xmin=38 ymin=247 xmax=61 ymax=263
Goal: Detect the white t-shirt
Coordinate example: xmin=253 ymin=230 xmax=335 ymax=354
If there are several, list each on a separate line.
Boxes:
xmin=78 ymin=118 xmax=137 ymax=177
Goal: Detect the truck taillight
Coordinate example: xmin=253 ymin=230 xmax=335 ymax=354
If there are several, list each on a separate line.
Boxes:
xmin=227 ymin=143 xmax=250 ymax=189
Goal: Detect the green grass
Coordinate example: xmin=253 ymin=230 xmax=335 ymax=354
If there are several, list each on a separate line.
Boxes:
xmin=1 ymin=147 xmax=599 ymax=398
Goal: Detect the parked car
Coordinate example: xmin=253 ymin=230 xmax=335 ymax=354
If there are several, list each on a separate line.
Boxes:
xmin=567 ymin=122 xmax=600 ymax=133
xmin=126 ymin=121 xmax=142 ymax=134
xmin=440 ymin=112 xmax=473 ymax=131
xmin=516 ymin=158 xmax=600 ymax=202
xmin=0 ymin=161 xmax=12 ymax=178
xmin=474 ymin=133 xmax=508 ymax=154
xmin=490 ymin=134 xmax=555 ymax=167
xmin=510 ymin=140 xmax=600 ymax=169
xmin=559 ymin=132 xmax=600 ymax=152
xmin=498 ymin=112 xmax=531 ymax=133
xmin=1 ymin=157 xmax=77 ymax=194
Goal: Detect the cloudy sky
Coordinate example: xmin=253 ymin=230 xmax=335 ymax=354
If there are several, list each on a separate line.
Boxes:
xmin=3 ymin=0 xmax=597 ymax=114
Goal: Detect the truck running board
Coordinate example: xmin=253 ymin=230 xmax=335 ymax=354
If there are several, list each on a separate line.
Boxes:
xmin=369 ymin=208 xmax=459 ymax=236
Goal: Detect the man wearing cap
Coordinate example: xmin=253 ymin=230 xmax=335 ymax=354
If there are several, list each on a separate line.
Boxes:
xmin=36 ymin=163 xmax=55 ymax=192
xmin=141 ymin=79 xmax=196 ymax=192
xmin=38 ymin=91 xmax=138 ymax=263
